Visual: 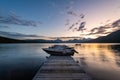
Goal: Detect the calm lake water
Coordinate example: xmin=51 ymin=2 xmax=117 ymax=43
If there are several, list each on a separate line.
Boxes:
xmin=0 ymin=43 xmax=120 ymax=80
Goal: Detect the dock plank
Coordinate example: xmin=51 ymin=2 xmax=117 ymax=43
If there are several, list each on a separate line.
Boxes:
xmin=33 ymin=56 xmax=92 ymax=80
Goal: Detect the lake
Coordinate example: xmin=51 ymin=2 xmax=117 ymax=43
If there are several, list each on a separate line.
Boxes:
xmin=0 ymin=43 xmax=120 ymax=80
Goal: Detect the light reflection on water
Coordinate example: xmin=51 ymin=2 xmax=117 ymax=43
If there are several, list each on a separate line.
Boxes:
xmin=0 ymin=43 xmax=120 ymax=80
xmin=73 ymin=43 xmax=120 ymax=80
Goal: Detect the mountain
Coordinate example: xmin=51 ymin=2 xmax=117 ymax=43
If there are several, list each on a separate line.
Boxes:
xmin=0 ymin=36 xmax=24 ymax=43
xmin=0 ymin=36 xmax=62 ymax=43
xmin=0 ymin=36 xmax=53 ymax=43
xmin=89 ymin=30 xmax=120 ymax=43
xmin=1 ymin=30 xmax=120 ymax=43
xmin=64 ymin=38 xmax=91 ymax=43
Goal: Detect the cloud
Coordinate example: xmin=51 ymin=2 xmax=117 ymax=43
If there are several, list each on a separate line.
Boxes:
xmin=90 ymin=27 xmax=98 ymax=32
xmin=89 ymin=26 xmax=111 ymax=35
xmin=68 ymin=24 xmax=75 ymax=30
xmin=65 ymin=4 xmax=86 ymax=32
xmin=77 ymin=22 xmax=86 ymax=31
xmin=67 ymin=11 xmax=77 ymax=17
xmin=112 ymin=19 xmax=120 ymax=27
xmin=87 ymin=19 xmax=120 ymax=36
xmin=67 ymin=10 xmax=85 ymax=19
xmin=0 ymin=11 xmax=42 ymax=27
xmin=0 ymin=31 xmax=45 ymax=39
xmin=66 ymin=8 xmax=86 ymax=32
xmin=78 ymin=19 xmax=120 ymax=38
xmin=80 ymin=14 xmax=85 ymax=19
xmin=72 ymin=28 xmax=77 ymax=32
xmin=88 ymin=19 xmax=120 ymax=36
xmin=75 ymin=22 xmax=79 ymax=25
xmin=67 ymin=21 xmax=86 ymax=32
xmin=65 ymin=6 xmax=73 ymax=10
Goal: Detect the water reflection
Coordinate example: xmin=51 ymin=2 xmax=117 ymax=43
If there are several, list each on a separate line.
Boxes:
xmin=111 ymin=45 xmax=120 ymax=67
xmin=0 ymin=43 xmax=120 ymax=80
xmin=0 ymin=43 xmax=75 ymax=80
xmin=73 ymin=43 xmax=120 ymax=80
xmin=0 ymin=44 xmax=49 ymax=80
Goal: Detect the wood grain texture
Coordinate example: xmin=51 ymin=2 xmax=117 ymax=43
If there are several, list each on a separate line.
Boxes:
xmin=33 ymin=56 xmax=92 ymax=80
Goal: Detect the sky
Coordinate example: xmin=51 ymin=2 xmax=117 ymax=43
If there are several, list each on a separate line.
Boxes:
xmin=0 ymin=0 xmax=120 ymax=40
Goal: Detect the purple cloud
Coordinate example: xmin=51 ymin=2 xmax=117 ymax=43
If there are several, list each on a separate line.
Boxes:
xmin=67 ymin=11 xmax=77 ymax=17
xmin=0 ymin=11 xmax=42 ymax=27
xmin=90 ymin=27 xmax=98 ymax=32
xmin=80 ymin=19 xmax=120 ymax=38
xmin=80 ymin=14 xmax=85 ymax=19
xmin=65 ymin=6 xmax=73 ymax=10
xmin=88 ymin=26 xmax=111 ymax=35
xmin=72 ymin=28 xmax=77 ymax=32
xmin=112 ymin=19 xmax=120 ymax=27
xmin=68 ymin=24 xmax=75 ymax=30
xmin=77 ymin=22 xmax=86 ymax=31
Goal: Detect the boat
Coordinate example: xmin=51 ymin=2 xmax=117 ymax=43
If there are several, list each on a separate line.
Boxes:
xmin=75 ymin=43 xmax=81 ymax=46
xmin=43 ymin=45 xmax=78 ymax=56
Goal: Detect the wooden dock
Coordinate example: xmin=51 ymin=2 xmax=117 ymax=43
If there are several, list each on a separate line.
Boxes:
xmin=33 ymin=56 xmax=92 ymax=80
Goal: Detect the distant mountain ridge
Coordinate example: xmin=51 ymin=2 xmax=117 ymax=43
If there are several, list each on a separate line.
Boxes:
xmin=89 ymin=30 xmax=120 ymax=43
xmin=0 ymin=30 xmax=120 ymax=43
xmin=0 ymin=36 xmax=89 ymax=43
xmin=0 ymin=36 xmax=56 ymax=43
xmin=0 ymin=36 xmax=24 ymax=43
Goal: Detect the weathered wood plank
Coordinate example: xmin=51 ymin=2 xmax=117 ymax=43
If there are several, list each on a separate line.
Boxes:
xmin=33 ymin=56 xmax=92 ymax=80
xmin=34 ymin=77 xmax=90 ymax=80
